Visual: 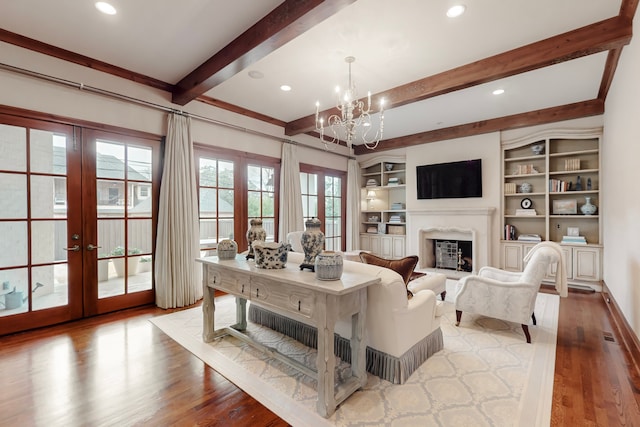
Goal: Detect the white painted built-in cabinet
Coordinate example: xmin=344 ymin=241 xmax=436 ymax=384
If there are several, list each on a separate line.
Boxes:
xmin=501 ymin=128 xmax=603 ymax=291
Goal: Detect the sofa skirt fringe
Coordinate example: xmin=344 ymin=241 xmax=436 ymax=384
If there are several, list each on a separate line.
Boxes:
xmin=248 ymin=304 xmax=443 ymax=384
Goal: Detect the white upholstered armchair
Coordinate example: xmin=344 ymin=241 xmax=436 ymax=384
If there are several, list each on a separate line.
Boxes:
xmin=454 ymin=242 xmax=564 ymax=343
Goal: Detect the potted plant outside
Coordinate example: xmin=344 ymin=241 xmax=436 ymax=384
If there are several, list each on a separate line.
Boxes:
xmin=138 ymin=256 xmax=152 ymax=273
xmin=111 ymin=246 xmax=141 ymax=277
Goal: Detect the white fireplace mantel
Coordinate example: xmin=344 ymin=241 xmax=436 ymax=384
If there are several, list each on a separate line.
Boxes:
xmin=407 ymin=208 xmax=496 ymax=273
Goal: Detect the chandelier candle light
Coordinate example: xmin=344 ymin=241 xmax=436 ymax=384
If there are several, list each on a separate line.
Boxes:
xmin=315 ymin=56 xmax=385 ymax=150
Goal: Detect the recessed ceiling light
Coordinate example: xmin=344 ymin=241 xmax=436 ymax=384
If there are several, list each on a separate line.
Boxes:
xmin=280 ymin=85 xmax=292 ymax=92
xmin=95 ymin=2 xmax=117 ymax=15
xmin=493 ymin=89 xmax=505 ymax=95
xmin=446 ymin=4 xmax=466 ymax=18
xmin=248 ymin=70 xmax=264 ymax=79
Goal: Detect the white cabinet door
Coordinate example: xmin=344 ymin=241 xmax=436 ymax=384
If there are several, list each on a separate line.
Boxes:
xmin=573 ymin=246 xmax=601 ymax=281
xmin=502 ymin=243 xmax=523 ymax=271
xmin=380 ymin=235 xmax=392 ymax=258
xmin=369 ymin=235 xmax=381 ymax=256
xmin=360 ymin=234 xmax=371 ymax=252
xmin=392 ymin=236 xmax=405 ymax=259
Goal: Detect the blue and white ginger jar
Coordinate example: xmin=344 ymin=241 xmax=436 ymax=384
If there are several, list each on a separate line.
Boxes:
xmin=301 ymin=217 xmax=324 ymax=266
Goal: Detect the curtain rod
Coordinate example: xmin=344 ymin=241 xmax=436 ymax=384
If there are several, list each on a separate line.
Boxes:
xmin=0 ymin=62 xmax=355 ymax=160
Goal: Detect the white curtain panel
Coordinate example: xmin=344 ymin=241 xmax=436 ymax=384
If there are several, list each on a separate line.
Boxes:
xmin=278 ymin=143 xmax=304 ymax=242
xmin=346 ymin=158 xmax=361 ymax=251
xmin=155 ymin=113 xmax=202 ymax=308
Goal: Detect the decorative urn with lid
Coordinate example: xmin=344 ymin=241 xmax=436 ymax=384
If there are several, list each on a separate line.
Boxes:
xmin=300 ymin=217 xmax=325 ymax=271
xmin=246 ymin=219 xmax=267 ymax=260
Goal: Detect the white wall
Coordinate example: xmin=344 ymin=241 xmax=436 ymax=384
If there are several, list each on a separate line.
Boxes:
xmin=603 ymin=17 xmax=640 ymax=338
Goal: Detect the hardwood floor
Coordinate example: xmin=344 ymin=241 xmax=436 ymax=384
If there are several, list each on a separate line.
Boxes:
xmin=1 ymin=289 xmax=639 ymax=426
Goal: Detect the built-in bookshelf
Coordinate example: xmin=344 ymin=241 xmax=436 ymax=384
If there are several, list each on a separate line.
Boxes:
xmin=501 ymin=128 xmax=603 ymax=289
xmin=360 ymin=156 xmax=406 ymax=258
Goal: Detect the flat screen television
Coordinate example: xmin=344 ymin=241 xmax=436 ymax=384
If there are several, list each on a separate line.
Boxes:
xmin=416 ymin=159 xmax=482 ymax=199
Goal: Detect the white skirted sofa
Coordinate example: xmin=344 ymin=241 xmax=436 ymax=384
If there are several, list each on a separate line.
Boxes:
xmin=248 ymin=251 xmax=443 ymax=384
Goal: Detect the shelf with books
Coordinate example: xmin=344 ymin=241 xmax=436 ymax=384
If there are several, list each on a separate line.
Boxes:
xmin=501 ymin=129 xmax=602 ymax=288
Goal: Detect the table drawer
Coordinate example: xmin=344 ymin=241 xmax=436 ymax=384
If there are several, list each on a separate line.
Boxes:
xmin=207 ymin=266 xmax=250 ymax=297
xmin=251 ymin=276 xmax=315 ymax=318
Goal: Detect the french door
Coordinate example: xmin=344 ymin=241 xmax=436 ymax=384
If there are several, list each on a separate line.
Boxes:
xmin=0 ymin=115 xmax=160 ymax=335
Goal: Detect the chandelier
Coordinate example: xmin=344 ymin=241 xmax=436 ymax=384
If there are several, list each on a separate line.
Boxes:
xmin=315 ymin=56 xmax=385 ymax=150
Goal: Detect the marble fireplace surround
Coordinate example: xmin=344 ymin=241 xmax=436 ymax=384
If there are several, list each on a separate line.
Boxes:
xmin=407 ymin=208 xmax=495 ymax=276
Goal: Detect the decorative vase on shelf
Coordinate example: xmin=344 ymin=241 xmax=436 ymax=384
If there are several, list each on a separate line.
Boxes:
xmin=246 ymin=219 xmax=267 ymax=260
xmin=315 ymin=251 xmax=343 ymax=281
xmin=581 ymin=197 xmax=597 ymax=215
xmin=300 ymin=217 xmax=325 ymax=271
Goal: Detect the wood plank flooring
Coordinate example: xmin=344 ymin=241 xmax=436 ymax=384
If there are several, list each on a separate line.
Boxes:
xmin=1 ymin=289 xmax=639 ymax=426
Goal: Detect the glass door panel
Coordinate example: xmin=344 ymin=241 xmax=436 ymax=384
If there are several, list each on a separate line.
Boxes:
xmin=0 ymin=119 xmax=80 ymax=332
xmin=87 ymin=130 xmax=159 ymax=314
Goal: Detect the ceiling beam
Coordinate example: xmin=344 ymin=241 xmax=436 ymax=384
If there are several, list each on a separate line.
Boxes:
xmin=286 ymin=16 xmax=631 ymax=136
xmin=171 ymin=0 xmax=357 ymax=106
xmin=598 ymin=48 xmax=624 ymax=101
xmin=0 ymin=29 xmax=174 ymax=92
xmin=353 ymin=99 xmax=605 ymax=155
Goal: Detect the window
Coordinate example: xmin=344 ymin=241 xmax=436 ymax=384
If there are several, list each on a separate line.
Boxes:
xmin=300 ymin=164 xmax=346 ymax=251
xmin=247 ymin=164 xmax=276 ymax=242
xmin=195 ymin=145 xmax=279 ymax=253
xmin=324 ymin=175 xmax=343 ymax=251
xmin=198 ymin=156 xmax=235 ymax=253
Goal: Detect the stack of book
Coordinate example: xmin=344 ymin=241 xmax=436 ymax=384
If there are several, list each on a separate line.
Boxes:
xmin=517 ymin=234 xmax=542 ymax=242
xmin=561 ymin=235 xmax=587 ymax=244
xmin=388 ymin=215 xmax=404 ymax=223
xmin=515 ymin=209 xmax=536 ymax=216
xmin=387 ymin=177 xmax=401 ymax=186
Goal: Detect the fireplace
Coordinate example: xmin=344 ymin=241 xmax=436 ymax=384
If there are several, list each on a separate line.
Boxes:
xmin=407 ymin=208 xmax=495 ymax=276
xmin=433 ymin=239 xmax=473 ymax=272
xmin=418 ymin=227 xmax=476 ymax=276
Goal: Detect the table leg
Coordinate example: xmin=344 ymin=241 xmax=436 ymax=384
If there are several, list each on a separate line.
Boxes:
xmin=316 ymin=294 xmax=338 ymax=417
xmin=231 ymin=297 xmax=247 ymax=331
xmin=202 ymin=266 xmax=215 ymax=342
xmin=350 ymin=289 xmax=367 ymax=387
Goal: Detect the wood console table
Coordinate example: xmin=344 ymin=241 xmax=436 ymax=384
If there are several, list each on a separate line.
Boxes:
xmin=197 ymin=255 xmax=380 ymax=418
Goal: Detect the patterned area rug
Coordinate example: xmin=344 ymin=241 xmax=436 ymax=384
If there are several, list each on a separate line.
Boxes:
xmin=150 ymin=293 xmax=558 ymax=427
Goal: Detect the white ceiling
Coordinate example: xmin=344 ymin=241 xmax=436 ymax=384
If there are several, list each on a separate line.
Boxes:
xmin=0 ymin=0 xmax=625 ymax=144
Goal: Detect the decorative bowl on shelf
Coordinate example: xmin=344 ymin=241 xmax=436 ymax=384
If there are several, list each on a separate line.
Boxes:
xmin=520 ymin=182 xmax=532 ymax=193
xmin=531 ymin=144 xmax=544 ymax=155
xmin=366 ymin=178 xmax=378 ymax=187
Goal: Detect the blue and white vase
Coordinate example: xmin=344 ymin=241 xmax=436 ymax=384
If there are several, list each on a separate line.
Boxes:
xmin=580 ymin=197 xmax=597 ymax=215
xmin=315 ymin=251 xmax=343 ymax=281
xmin=300 ymin=217 xmax=324 ymax=271
xmin=246 ymin=219 xmax=267 ymax=260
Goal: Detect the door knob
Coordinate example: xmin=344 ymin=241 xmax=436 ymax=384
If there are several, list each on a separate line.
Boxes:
xmin=64 ymin=245 xmax=81 ymax=252
xmin=87 ymin=244 xmax=102 ymax=251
